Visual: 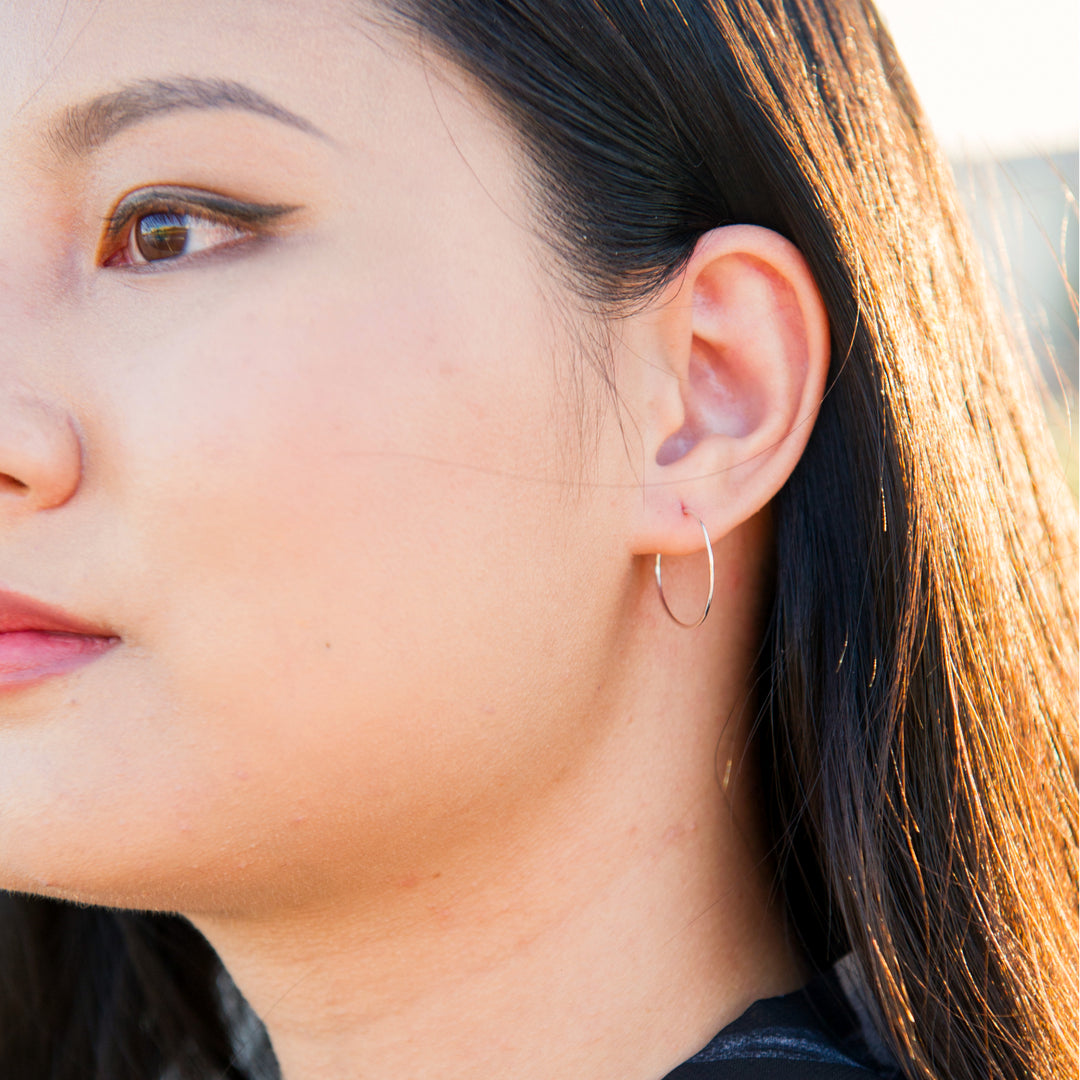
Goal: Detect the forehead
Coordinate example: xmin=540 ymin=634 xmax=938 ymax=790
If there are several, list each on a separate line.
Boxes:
xmin=0 ymin=1 xmax=528 ymax=177
xmin=3 ymin=1 xmax=379 ymax=145
xmin=0 ymin=0 xmax=556 ymax=328
xmin=0 ymin=0 xmax=535 ymax=239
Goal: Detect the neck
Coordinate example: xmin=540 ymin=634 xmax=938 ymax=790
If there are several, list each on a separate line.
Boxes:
xmin=191 ymin=539 xmax=806 ymax=1080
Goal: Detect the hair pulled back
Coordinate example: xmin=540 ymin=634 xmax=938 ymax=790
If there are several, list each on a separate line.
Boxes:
xmin=1 ymin=3 xmax=1075 ymax=1078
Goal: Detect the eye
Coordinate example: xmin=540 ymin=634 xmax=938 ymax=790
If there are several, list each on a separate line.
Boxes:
xmin=99 ymin=187 xmax=299 ymax=270
xmin=113 ymin=210 xmax=251 ymax=266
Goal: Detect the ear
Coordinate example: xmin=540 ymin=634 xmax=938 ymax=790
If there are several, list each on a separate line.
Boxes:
xmin=620 ymin=225 xmax=830 ymax=556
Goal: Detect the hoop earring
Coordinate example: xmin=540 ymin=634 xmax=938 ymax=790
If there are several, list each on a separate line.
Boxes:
xmin=654 ymin=512 xmax=714 ymax=629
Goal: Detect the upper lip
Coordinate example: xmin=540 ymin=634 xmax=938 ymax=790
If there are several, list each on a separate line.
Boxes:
xmin=0 ymin=588 xmax=118 ymax=637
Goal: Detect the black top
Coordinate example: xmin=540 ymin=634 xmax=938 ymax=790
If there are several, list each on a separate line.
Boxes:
xmin=661 ymin=957 xmax=902 ymax=1080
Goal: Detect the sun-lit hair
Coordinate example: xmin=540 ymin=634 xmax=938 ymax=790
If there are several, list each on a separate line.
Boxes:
xmin=378 ymin=3 xmax=1080 ymax=1077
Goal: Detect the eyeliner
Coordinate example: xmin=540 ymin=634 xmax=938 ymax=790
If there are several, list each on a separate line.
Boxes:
xmin=103 ymin=185 xmax=300 ymax=242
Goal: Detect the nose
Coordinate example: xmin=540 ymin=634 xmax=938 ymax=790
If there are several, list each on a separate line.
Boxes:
xmin=0 ymin=387 xmax=81 ymax=513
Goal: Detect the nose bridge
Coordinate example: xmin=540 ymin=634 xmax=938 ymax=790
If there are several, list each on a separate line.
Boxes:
xmin=0 ymin=172 xmax=53 ymax=332
xmin=0 ymin=183 xmax=25 ymax=308
xmin=0 ymin=23 xmax=85 ymax=517
xmin=0 ymin=251 xmax=34 ymax=329
xmin=0 ymin=221 xmax=84 ymax=515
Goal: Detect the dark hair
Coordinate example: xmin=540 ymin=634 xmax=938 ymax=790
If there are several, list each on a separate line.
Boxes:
xmin=2 ymin=2 xmax=1075 ymax=1078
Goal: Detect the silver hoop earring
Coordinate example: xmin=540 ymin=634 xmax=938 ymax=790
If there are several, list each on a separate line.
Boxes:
xmin=654 ymin=512 xmax=714 ymax=629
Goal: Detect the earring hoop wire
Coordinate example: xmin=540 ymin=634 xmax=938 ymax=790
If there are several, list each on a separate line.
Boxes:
xmin=654 ymin=512 xmax=715 ymax=629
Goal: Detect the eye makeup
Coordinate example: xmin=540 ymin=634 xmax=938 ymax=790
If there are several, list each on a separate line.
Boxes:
xmin=98 ymin=185 xmax=300 ymax=268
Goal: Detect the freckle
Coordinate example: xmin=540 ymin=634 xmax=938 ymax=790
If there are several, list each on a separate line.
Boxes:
xmin=431 ymin=871 xmax=442 ymax=879
xmin=325 ymin=642 xmax=332 ymax=649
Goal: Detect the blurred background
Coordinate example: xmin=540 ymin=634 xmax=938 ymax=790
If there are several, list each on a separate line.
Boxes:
xmin=874 ymin=0 xmax=1078 ymax=494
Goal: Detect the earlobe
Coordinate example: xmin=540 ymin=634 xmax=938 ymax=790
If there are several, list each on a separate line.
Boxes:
xmin=624 ymin=225 xmax=830 ymax=556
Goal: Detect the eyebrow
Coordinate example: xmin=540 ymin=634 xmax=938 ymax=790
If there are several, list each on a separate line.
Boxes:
xmin=47 ymin=76 xmax=329 ymax=157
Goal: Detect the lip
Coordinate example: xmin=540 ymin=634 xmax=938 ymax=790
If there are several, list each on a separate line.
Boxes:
xmin=0 ymin=588 xmax=119 ymax=689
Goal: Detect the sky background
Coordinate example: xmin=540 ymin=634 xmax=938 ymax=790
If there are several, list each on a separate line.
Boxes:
xmin=873 ymin=0 xmax=1077 ymax=158
xmin=873 ymin=0 xmax=1077 ymax=489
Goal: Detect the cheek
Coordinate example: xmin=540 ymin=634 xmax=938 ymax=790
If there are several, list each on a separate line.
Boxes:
xmin=127 ymin=276 xmax=569 ymax=704
xmin=120 ymin=269 xmax=564 ymax=654
xmin=0 ymin=272 xmax=612 ymax=911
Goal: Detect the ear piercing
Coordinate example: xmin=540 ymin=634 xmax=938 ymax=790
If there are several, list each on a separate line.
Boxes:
xmin=654 ymin=511 xmax=714 ymax=628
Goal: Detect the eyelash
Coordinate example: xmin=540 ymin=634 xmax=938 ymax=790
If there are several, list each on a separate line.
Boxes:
xmin=99 ymin=187 xmax=297 ymax=270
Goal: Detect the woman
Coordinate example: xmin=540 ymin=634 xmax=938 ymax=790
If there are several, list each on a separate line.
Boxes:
xmin=0 ymin=1 xmax=1074 ymax=1078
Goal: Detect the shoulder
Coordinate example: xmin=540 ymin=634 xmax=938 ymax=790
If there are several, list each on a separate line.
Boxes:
xmin=660 ymin=957 xmax=903 ymax=1080
xmin=663 ymin=1065 xmax=886 ymax=1079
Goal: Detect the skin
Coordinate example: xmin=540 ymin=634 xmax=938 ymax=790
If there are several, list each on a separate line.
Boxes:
xmin=0 ymin=3 xmax=830 ymax=1078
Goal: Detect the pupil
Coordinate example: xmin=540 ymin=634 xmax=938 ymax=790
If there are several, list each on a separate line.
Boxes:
xmin=135 ymin=213 xmax=189 ymax=261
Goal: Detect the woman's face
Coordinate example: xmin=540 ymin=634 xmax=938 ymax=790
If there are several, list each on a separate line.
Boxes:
xmin=0 ymin=1 xmax=641 ymax=912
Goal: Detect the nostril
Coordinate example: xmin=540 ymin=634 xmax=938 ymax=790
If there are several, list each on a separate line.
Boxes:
xmin=0 ymin=474 xmax=30 ymax=495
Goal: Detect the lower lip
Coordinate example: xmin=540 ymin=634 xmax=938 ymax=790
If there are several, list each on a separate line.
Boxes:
xmin=0 ymin=631 xmax=118 ymax=688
